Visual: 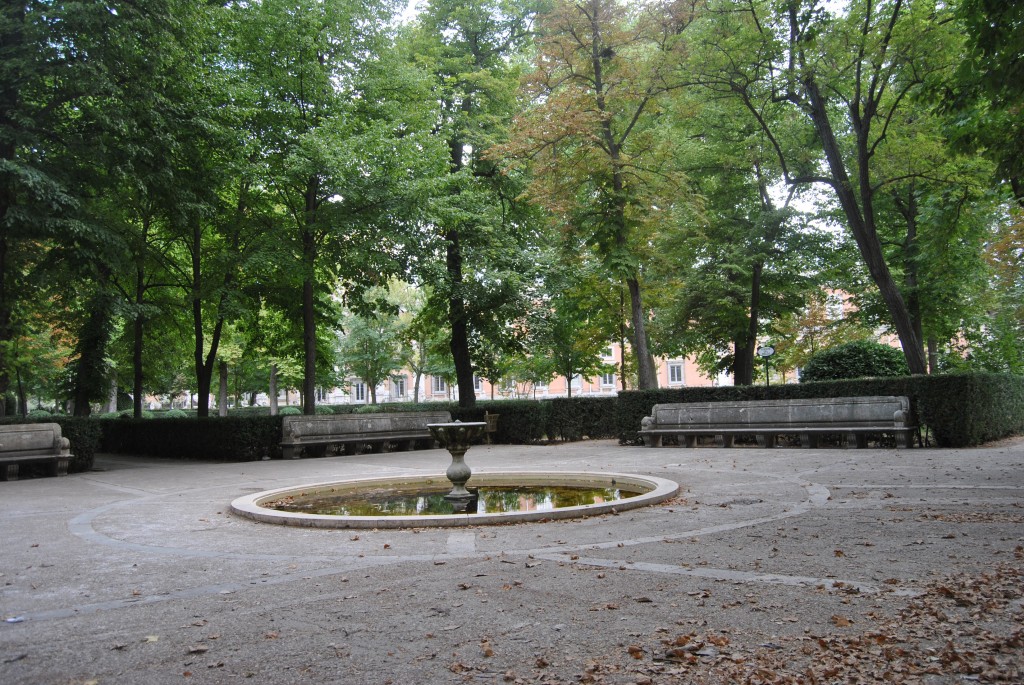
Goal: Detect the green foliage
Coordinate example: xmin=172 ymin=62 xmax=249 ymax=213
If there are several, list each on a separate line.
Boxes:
xmin=546 ymin=397 xmax=618 ymax=442
xmin=279 ymin=407 xmax=301 ymax=416
xmin=101 ymin=416 xmax=282 ymax=461
xmin=800 ymin=341 xmax=910 ymax=383
xmin=617 ymin=373 xmax=1024 ymax=448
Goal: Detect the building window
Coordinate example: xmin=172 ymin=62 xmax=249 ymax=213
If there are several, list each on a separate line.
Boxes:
xmin=431 ymin=376 xmax=446 ymax=394
xmin=602 ymin=347 xmax=614 ymax=359
xmin=669 ymin=362 xmax=684 ymax=385
xmin=393 ymin=376 xmax=406 ymax=398
xmin=473 ymin=376 xmax=483 ymax=392
xmin=600 ymin=372 xmax=615 ymax=387
xmin=353 ymin=381 xmax=366 ymax=402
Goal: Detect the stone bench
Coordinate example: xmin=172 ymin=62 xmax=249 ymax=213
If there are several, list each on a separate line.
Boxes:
xmin=0 ymin=423 xmax=73 ymax=480
xmin=280 ymin=411 xmax=453 ymax=459
xmin=640 ymin=396 xmax=915 ymax=449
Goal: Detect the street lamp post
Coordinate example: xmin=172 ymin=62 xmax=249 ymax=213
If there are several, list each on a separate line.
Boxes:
xmin=757 ymin=345 xmax=775 ymax=388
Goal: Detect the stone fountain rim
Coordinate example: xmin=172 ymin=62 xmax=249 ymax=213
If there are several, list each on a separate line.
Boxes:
xmin=230 ymin=471 xmax=679 ymax=529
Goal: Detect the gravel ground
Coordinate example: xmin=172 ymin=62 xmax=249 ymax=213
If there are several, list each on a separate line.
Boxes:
xmin=2 ymin=438 xmax=1022 ymax=684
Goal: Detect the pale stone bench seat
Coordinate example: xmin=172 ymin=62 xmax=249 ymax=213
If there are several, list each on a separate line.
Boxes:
xmin=640 ymin=396 xmax=915 ymax=449
xmin=280 ymin=411 xmax=453 ymax=459
xmin=0 ymin=423 xmax=72 ymax=480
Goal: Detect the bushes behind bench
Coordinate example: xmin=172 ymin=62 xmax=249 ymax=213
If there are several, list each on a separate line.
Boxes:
xmin=616 ymin=373 xmax=1024 ymax=447
xmin=100 ymin=416 xmax=283 ymax=461
xmin=96 ymin=397 xmax=622 ymax=461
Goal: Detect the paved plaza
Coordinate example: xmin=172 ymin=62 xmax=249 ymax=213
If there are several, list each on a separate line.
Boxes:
xmin=2 ymin=438 xmax=1023 ymax=684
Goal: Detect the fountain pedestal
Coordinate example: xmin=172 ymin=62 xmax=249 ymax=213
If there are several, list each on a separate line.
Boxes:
xmin=428 ymin=421 xmax=487 ymax=512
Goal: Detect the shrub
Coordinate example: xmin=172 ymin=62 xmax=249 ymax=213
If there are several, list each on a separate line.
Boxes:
xmin=162 ymin=409 xmax=189 ymax=418
xmin=279 ymin=406 xmax=301 ymax=415
xmin=101 ymin=416 xmax=282 ymax=461
xmin=27 ymin=409 xmax=52 ymax=418
xmin=800 ymin=340 xmax=910 ymax=382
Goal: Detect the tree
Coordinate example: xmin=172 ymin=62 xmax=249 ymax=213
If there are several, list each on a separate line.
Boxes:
xmin=942 ymin=0 xmax=1024 ymax=209
xmin=338 ymin=304 xmax=405 ymax=405
xmin=692 ymin=0 xmax=965 ymax=375
xmin=529 ymin=253 xmax=619 ymax=398
xmin=233 ymin=0 xmax=442 ymax=414
xmin=649 ymin=88 xmax=826 ymax=384
xmin=408 ymin=0 xmax=538 ymax=408
xmin=1 ymin=0 xmax=185 ymax=414
xmin=497 ymin=0 xmax=703 ymax=389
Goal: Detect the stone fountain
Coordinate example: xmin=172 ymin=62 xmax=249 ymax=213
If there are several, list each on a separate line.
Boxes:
xmin=427 ymin=420 xmax=487 ymax=512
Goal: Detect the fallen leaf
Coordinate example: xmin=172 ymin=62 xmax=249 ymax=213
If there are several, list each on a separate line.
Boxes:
xmin=188 ymin=645 xmax=209 ymax=654
xmin=143 ymin=635 xmax=159 ymax=643
xmin=831 ymin=615 xmax=852 ymax=627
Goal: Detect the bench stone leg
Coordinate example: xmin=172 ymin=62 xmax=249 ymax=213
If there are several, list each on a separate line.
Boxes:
xmin=281 ymin=446 xmax=300 ymax=460
xmin=799 ymin=433 xmax=818 ymax=448
xmin=755 ymin=434 xmax=777 ymax=448
xmin=51 ymin=458 xmax=69 ymax=477
xmin=844 ymin=432 xmax=868 ymax=448
xmin=376 ymin=441 xmax=391 ymax=454
xmin=2 ymin=463 xmax=19 ymax=481
xmin=682 ymin=435 xmax=696 ymax=448
xmin=715 ymin=434 xmax=735 ymax=448
xmin=896 ymin=430 xmax=915 ymax=449
xmin=644 ymin=434 xmax=662 ymax=448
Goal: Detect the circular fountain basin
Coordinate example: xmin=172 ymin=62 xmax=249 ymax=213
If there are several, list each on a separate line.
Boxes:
xmin=231 ymin=471 xmax=679 ymax=529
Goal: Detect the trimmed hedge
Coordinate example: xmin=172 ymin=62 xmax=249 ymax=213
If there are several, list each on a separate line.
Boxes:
xmin=546 ymin=397 xmax=619 ymax=441
xmin=100 ymin=416 xmax=282 ymax=461
xmin=0 ymin=416 xmax=103 ymax=474
xmin=616 ymin=373 xmax=1024 ymax=448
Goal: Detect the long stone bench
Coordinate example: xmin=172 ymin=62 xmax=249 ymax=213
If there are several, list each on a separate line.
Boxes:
xmin=280 ymin=411 xmax=453 ymax=459
xmin=640 ymin=396 xmax=916 ymax=449
xmin=0 ymin=423 xmax=73 ymax=480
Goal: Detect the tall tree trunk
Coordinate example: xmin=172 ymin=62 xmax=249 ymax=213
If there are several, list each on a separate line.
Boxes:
xmin=218 ymin=361 xmax=228 ymax=417
xmin=269 ymin=364 xmax=278 ymax=416
xmin=0 ymin=233 xmax=9 ymax=418
xmin=72 ymin=287 xmax=114 ymax=417
xmin=732 ymin=262 xmax=762 ymax=385
xmin=133 ymin=252 xmax=146 ymax=418
xmin=447 ymin=226 xmax=476 ymax=407
xmin=445 ymin=125 xmax=477 ymax=408
xmin=801 ymin=76 xmax=927 ymax=374
xmin=191 ymin=217 xmax=221 ymax=418
xmin=301 ymin=176 xmax=319 ymax=415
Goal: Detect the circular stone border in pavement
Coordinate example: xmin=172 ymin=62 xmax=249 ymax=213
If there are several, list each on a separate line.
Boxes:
xmin=230 ymin=471 xmax=679 ymax=529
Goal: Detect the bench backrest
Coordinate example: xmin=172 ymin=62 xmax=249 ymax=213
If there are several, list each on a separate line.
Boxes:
xmin=0 ymin=423 xmax=70 ymax=456
xmin=647 ymin=396 xmax=910 ymax=429
xmin=282 ymin=411 xmax=453 ymax=442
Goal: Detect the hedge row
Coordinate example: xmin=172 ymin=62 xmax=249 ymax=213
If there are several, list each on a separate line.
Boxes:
xmin=615 ymin=373 xmax=1024 ymax=447
xmin=99 ymin=416 xmax=282 ymax=461
xmin=4 ymin=374 xmax=1019 ymax=469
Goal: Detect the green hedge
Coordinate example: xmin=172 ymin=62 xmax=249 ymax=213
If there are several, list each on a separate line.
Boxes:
xmin=616 ymin=373 xmax=1024 ymax=447
xmin=546 ymin=397 xmax=619 ymax=441
xmin=100 ymin=416 xmax=282 ymax=461
xmin=0 ymin=416 xmax=103 ymax=474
